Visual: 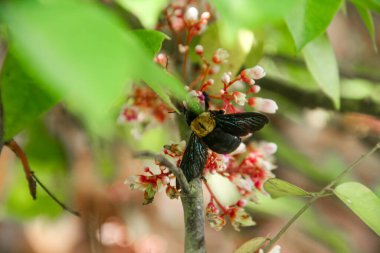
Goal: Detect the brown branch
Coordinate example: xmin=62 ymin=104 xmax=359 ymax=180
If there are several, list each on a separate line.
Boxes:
xmin=134 ymin=151 xmax=206 ymax=252
xmin=6 ymin=139 xmax=37 ymax=199
xmin=134 ymin=151 xmax=190 ymax=194
xmin=5 ymin=139 xmax=80 ymax=217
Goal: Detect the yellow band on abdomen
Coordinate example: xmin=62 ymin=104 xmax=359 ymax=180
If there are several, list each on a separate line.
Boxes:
xmin=190 ymin=112 xmax=216 ymax=137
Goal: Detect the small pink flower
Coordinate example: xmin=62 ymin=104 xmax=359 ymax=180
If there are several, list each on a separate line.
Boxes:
xmin=201 ymin=11 xmax=211 ymax=20
xmin=233 ymin=91 xmax=247 ymax=106
xmin=212 ymin=48 xmax=229 ymax=64
xmin=249 ymin=97 xmax=278 ymax=114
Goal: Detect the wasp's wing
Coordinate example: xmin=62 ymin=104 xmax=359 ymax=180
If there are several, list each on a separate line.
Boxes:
xmin=179 ymin=133 xmax=208 ymax=182
xmin=214 ymin=112 xmax=269 ymax=136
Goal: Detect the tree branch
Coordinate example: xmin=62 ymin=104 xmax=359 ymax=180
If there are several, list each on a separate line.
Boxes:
xmin=181 ymin=178 xmax=206 ymax=253
xmin=134 ymin=151 xmax=206 ymax=252
xmin=134 ymin=151 xmax=190 ymax=194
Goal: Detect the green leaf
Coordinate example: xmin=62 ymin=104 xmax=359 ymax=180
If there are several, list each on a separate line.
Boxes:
xmin=133 ymin=29 xmax=170 ymax=58
xmin=334 ymin=182 xmax=380 ymax=237
xmin=264 ymin=178 xmax=313 ymax=198
xmin=353 ymin=4 xmax=378 ymax=52
xmin=116 ymin=0 xmax=168 ymax=28
xmin=211 ymin=0 xmax=301 ymax=46
xmin=0 ymin=55 xmax=60 ymax=140
xmin=349 ymin=0 xmax=380 ymax=13
xmin=234 ymin=237 xmax=267 ymax=253
xmin=0 ymin=1 xmax=188 ymax=134
xmin=286 ymin=0 xmax=342 ymax=50
xmin=302 ymin=35 xmax=340 ymax=109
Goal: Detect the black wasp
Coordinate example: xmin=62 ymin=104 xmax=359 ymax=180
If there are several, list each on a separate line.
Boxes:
xmin=179 ymin=93 xmax=269 ymax=181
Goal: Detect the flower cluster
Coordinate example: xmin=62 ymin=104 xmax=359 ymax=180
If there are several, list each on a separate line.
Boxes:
xmin=163 ymin=1 xmax=211 ymax=39
xmin=203 ymin=142 xmax=277 ymax=230
xmin=190 ymin=45 xmax=278 ymax=114
xmin=118 ymin=86 xmax=172 ymax=138
xmin=123 ymin=1 xmax=279 ymax=232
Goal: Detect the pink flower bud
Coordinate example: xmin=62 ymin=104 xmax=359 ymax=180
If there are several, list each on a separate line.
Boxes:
xmin=221 ymin=72 xmax=231 ymax=84
xmin=154 ymin=53 xmax=168 ymax=67
xmin=236 ymin=199 xmax=247 ymax=207
xmin=195 ymin=44 xmax=204 ymax=55
xmin=184 ymin=6 xmax=199 ymax=24
xmin=250 ymin=85 xmax=261 ymax=93
xmin=250 ymin=97 xmax=278 ymax=113
xmin=201 ymin=11 xmax=211 ymax=20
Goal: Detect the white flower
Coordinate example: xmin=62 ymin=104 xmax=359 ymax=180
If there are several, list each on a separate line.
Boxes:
xmin=212 ymin=48 xmax=229 ymax=64
xmin=233 ymin=91 xmax=247 ymax=106
xmin=178 ymin=44 xmax=189 ymax=53
xmin=246 ymin=65 xmax=266 ymax=80
xmin=221 ymin=72 xmax=231 ymax=84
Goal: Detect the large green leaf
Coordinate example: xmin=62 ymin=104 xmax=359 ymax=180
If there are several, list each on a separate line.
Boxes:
xmin=0 ymin=56 xmax=60 ymax=140
xmin=302 ymin=35 xmax=340 ymax=109
xmin=286 ymin=0 xmax=342 ymax=50
xmin=211 ymin=0 xmax=300 ymax=45
xmin=349 ymin=0 xmax=380 ymax=13
xmin=116 ymin=0 xmax=168 ymax=28
xmin=0 ymin=1 xmax=187 ymax=135
xmin=335 ymin=182 xmax=380 ymax=237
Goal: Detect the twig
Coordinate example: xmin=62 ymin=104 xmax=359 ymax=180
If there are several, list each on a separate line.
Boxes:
xmin=6 ymin=139 xmax=37 ymax=199
xmin=31 ymin=172 xmax=81 ymax=217
xmin=134 ymin=151 xmax=190 ymax=194
xmin=5 ymin=139 xmax=80 ymax=217
xmin=263 ymin=142 xmax=380 ymax=252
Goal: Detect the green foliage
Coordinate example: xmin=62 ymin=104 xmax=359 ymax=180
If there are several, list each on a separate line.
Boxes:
xmin=211 ymin=0 xmax=301 ymax=45
xmin=0 ymin=56 xmax=60 ymax=141
xmin=302 ymin=35 xmax=340 ymax=109
xmin=334 ymin=182 xmax=380 ymax=236
xmin=0 ymin=1 xmax=186 ymax=137
xmin=133 ymin=29 xmax=170 ymax=58
xmin=264 ymin=178 xmax=313 ymax=198
xmin=233 ymin=237 xmax=266 ymax=253
xmin=352 ymin=3 xmax=378 ymax=51
xmin=116 ymin=0 xmax=168 ymax=28
xmin=285 ymin=0 xmax=342 ymax=50
xmin=349 ymin=0 xmax=380 ymax=13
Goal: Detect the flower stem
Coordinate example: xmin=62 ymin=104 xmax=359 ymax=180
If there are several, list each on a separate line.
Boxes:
xmin=263 ymin=142 xmax=380 ymax=253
